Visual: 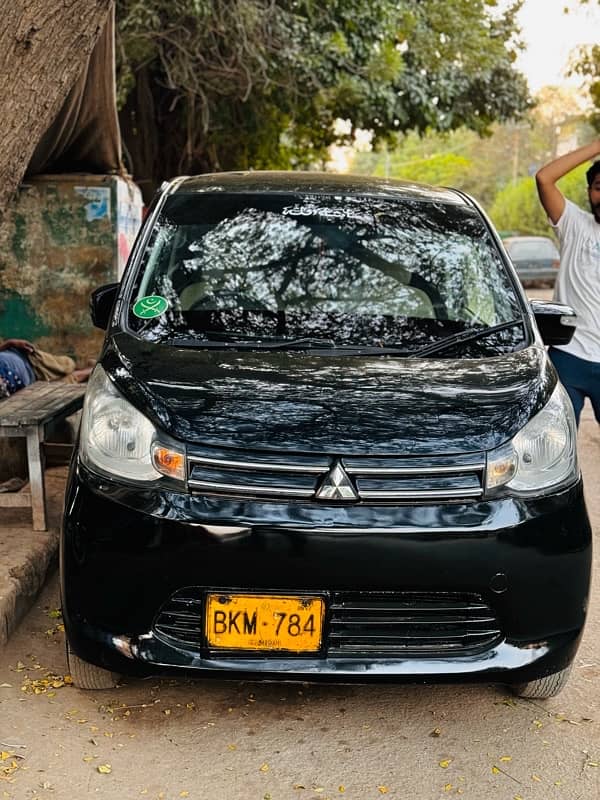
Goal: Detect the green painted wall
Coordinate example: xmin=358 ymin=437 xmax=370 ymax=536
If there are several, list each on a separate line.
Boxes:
xmin=0 ymin=174 xmax=139 ymax=364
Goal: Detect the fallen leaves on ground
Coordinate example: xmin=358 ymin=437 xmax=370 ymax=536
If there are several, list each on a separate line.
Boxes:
xmin=0 ymin=752 xmax=23 ymax=782
xmin=20 ymin=672 xmax=72 ymax=695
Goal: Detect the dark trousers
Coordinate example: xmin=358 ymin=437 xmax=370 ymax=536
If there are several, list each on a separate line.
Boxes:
xmin=548 ymin=347 xmax=600 ymax=426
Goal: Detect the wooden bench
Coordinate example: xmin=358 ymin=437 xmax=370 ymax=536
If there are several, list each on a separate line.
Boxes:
xmin=0 ymin=382 xmax=86 ymax=531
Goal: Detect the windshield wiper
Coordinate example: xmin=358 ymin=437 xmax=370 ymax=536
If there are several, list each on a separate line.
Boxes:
xmin=164 ymin=334 xmax=338 ymax=350
xmin=254 ymin=337 xmax=337 ymax=350
xmin=407 ymin=319 xmax=525 ymax=359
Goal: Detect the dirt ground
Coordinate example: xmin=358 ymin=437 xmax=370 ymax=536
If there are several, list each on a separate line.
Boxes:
xmin=1 ymin=287 xmax=599 ymax=800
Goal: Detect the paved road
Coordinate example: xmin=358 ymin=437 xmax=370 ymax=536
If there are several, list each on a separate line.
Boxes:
xmin=1 ymin=293 xmax=599 ymax=800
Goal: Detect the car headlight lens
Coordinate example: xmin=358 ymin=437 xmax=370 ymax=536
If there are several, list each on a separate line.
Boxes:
xmin=80 ymin=365 xmax=184 ymax=482
xmin=486 ymin=383 xmax=578 ymax=494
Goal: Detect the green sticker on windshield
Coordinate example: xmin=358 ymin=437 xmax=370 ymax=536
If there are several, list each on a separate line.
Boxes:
xmin=132 ymin=295 xmax=169 ymax=319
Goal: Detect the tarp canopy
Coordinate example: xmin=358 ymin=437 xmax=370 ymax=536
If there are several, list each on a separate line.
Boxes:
xmin=26 ymin=6 xmax=123 ymax=176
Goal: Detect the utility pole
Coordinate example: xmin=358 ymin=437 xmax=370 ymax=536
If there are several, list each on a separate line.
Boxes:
xmin=512 ymin=125 xmax=520 ymax=185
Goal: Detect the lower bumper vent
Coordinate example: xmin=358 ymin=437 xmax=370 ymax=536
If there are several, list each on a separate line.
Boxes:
xmin=152 ymin=589 xmax=502 ymax=658
xmin=327 ymin=591 xmax=502 ymax=657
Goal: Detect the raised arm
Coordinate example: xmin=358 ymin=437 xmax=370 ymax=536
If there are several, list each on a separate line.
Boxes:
xmin=535 ymin=139 xmax=600 ymax=225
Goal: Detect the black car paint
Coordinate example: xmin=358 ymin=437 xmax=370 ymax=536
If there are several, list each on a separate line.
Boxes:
xmin=103 ymin=333 xmax=553 ymax=454
xmin=62 ymin=461 xmax=590 ymax=682
xmin=61 ymin=172 xmax=591 ymax=688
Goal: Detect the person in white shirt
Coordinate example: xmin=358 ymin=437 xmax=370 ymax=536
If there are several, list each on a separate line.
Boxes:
xmin=535 ymin=140 xmax=600 ymax=426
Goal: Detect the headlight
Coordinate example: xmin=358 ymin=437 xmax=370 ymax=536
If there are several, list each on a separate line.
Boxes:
xmin=80 ymin=365 xmax=185 ymax=483
xmin=486 ymin=383 xmax=578 ymax=494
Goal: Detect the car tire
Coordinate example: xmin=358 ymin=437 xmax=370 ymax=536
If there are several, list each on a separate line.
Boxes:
xmin=510 ymin=665 xmax=572 ymax=699
xmin=66 ymin=643 xmax=120 ymax=690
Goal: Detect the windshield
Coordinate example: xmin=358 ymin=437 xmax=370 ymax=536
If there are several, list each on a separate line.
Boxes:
xmin=126 ymin=192 xmax=525 ymax=357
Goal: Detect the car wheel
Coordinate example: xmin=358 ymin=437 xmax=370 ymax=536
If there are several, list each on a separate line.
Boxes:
xmin=66 ymin=643 xmax=120 ymax=690
xmin=510 ymin=665 xmax=572 ymax=699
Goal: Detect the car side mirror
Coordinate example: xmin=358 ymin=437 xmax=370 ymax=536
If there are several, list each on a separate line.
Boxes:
xmin=90 ymin=283 xmax=119 ymax=330
xmin=529 ymin=299 xmax=577 ymax=346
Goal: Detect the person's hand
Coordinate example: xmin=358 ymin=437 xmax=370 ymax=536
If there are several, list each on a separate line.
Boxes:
xmin=0 ymin=338 xmax=35 ymax=353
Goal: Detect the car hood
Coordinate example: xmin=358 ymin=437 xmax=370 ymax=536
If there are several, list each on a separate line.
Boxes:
xmin=104 ymin=333 xmax=555 ymax=456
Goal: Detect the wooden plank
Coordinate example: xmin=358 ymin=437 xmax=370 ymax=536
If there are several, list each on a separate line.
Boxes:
xmin=0 ymin=492 xmax=32 ymax=508
xmin=0 ymin=382 xmax=86 ymax=530
xmin=27 ymin=426 xmax=47 ymax=530
xmin=0 ymin=383 xmax=85 ymax=427
xmin=9 ymin=386 xmax=80 ymax=419
xmin=0 ymin=382 xmax=57 ymax=417
xmin=22 ymin=386 xmax=79 ymax=416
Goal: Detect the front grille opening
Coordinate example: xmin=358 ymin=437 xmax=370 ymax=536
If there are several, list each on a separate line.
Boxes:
xmin=328 ymin=591 xmax=502 ymax=657
xmin=153 ymin=588 xmax=502 ymax=659
xmin=187 ymin=448 xmax=486 ymax=503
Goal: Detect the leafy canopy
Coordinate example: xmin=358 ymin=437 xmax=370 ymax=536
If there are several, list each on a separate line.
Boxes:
xmin=116 ymin=0 xmax=531 ymax=192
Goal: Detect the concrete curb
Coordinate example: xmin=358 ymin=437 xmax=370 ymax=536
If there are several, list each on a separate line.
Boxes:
xmin=0 ymin=466 xmax=66 ymax=648
xmin=0 ymin=525 xmax=59 ymax=648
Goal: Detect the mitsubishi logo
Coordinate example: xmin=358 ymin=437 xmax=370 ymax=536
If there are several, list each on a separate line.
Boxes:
xmin=316 ymin=461 xmax=358 ymax=501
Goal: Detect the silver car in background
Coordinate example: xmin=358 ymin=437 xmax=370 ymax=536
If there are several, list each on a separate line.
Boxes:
xmin=503 ymin=235 xmax=560 ymax=284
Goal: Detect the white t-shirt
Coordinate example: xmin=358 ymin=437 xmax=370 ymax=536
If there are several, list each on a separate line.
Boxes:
xmin=551 ymin=199 xmax=600 ymax=362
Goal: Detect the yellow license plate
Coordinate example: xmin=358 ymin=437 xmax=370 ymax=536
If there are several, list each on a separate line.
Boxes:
xmin=205 ymin=594 xmax=325 ymax=652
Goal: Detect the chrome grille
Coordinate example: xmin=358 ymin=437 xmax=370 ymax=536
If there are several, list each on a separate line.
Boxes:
xmin=187 ymin=447 xmax=485 ymax=503
xmin=153 ymin=589 xmax=502 ymax=658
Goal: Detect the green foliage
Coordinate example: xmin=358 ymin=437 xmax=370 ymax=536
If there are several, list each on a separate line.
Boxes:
xmin=570 ymin=41 xmax=600 ymax=132
xmin=353 ymin=104 xmax=597 ymax=217
xmin=115 ymin=0 xmax=531 ymax=194
xmin=488 ymin=166 xmax=590 ymax=236
xmin=364 ymin=146 xmax=471 ymax=188
xmin=354 ymin=124 xmax=538 ymax=209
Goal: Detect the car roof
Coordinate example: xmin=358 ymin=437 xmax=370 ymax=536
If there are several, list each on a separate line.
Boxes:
xmin=167 ymin=170 xmax=469 ymax=206
xmin=503 ymin=235 xmax=557 ymax=244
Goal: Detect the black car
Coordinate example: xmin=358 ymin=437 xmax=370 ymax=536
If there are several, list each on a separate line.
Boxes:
xmin=61 ymin=172 xmax=591 ymax=698
xmin=503 ymin=235 xmax=561 ymax=284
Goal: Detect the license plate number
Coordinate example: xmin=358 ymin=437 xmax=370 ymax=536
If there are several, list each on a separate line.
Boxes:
xmin=205 ymin=594 xmax=324 ymax=652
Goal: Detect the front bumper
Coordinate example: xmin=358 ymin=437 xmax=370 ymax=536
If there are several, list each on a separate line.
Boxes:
xmin=61 ymin=463 xmax=592 ymax=685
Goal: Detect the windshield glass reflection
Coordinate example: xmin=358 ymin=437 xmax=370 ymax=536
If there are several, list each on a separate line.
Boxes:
xmin=128 ymin=193 xmax=524 ymax=356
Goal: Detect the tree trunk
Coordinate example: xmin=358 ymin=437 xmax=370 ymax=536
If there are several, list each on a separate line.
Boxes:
xmin=0 ymin=0 xmax=113 ymax=216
